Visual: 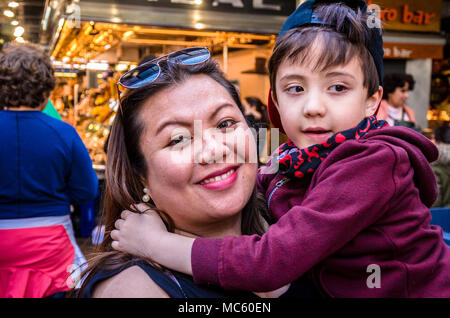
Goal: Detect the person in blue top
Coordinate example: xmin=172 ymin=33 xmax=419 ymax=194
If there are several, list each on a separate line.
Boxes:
xmin=0 ymin=43 xmax=98 ymax=297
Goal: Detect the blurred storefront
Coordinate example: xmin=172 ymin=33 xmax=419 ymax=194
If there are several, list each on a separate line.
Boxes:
xmin=367 ymin=0 xmax=448 ymax=132
xmin=41 ymin=0 xmax=297 ymax=171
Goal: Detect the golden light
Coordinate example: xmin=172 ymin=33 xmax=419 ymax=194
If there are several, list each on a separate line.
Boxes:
xmin=8 ymin=2 xmax=19 ymax=8
xmin=11 ymin=20 xmax=19 ymax=26
xmin=115 ymin=63 xmax=128 ymax=72
xmin=13 ymin=26 xmax=25 ymax=37
xmin=122 ymin=30 xmax=134 ymax=40
xmin=194 ymin=23 xmax=205 ymax=29
xmin=15 ymin=37 xmax=24 ymax=43
xmin=58 ymin=18 xmax=65 ymax=29
xmin=4 ymin=10 xmax=14 ymax=17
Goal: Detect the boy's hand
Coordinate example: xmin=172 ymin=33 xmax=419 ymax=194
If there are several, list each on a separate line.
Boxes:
xmin=111 ymin=203 xmax=168 ymax=259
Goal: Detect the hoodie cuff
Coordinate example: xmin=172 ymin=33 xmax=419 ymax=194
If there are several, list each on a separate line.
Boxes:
xmin=191 ymin=237 xmax=222 ymax=286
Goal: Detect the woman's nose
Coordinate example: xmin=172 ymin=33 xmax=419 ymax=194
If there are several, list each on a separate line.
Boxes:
xmin=195 ymin=131 xmax=230 ymax=165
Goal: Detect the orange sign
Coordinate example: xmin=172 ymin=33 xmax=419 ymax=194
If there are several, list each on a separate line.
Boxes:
xmin=367 ymin=0 xmax=442 ymax=32
xmin=383 ymin=43 xmax=443 ymax=59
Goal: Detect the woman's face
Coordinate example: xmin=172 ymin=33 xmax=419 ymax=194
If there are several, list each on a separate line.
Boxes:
xmin=388 ymin=82 xmax=409 ymax=109
xmin=138 ymin=74 xmax=258 ymax=236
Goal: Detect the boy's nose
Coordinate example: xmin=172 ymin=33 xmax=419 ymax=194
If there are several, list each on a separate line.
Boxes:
xmin=303 ymin=93 xmax=326 ymax=117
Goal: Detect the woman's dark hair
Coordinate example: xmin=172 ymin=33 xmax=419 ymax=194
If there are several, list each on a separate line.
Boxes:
xmin=434 ymin=125 xmax=450 ymax=144
xmin=269 ymin=3 xmax=380 ymax=102
xmin=74 ymin=58 xmax=269 ymax=297
xmin=382 ymin=73 xmax=415 ymax=99
xmin=0 ymin=43 xmax=55 ymax=109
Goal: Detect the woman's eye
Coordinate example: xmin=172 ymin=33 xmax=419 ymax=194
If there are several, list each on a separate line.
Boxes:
xmin=217 ymin=119 xmax=236 ymax=129
xmin=168 ymin=135 xmax=190 ymax=147
xmin=330 ymin=85 xmax=348 ymax=92
xmin=286 ymin=85 xmax=304 ymax=94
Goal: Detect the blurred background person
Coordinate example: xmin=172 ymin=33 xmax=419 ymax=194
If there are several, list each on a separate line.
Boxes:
xmin=432 ymin=125 xmax=450 ymax=208
xmin=242 ymin=96 xmax=270 ymax=166
xmin=378 ymin=73 xmax=416 ymax=128
xmin=242 ymin=96 xmax=269 ymax=127
xmin=42 ymin=99 xmax=62 ymax=120
xmin=0 ymin=43 xmax=98 ymax=298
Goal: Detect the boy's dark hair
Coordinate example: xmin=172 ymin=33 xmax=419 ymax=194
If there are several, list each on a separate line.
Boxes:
xmin=269 ymin=2 xmax=380 ymax=102
xmin=382 ymin=73 xmax=415 ymax=99
xmin=0 ymin=43 xmax=55 ymax=109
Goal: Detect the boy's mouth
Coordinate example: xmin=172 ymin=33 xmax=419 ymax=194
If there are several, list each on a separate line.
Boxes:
xmin=303 ymin=128 xmax=332 ymax=141
xmin=303 ymin=127 xmax=332 ymax=134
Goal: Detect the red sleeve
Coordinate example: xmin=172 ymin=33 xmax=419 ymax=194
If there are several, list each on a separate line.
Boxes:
xmin=192 ymin=141 xmax=401 ymax=291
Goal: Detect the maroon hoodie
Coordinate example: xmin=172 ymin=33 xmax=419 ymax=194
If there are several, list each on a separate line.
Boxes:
xmin=192 ymin=126 xmax=450 ymax=297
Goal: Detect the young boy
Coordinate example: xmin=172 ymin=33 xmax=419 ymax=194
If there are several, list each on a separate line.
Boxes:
xmin=111 ymin=0 xmax=450 ymax=297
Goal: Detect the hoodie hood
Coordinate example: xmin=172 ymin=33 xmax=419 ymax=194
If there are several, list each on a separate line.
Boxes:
xmin=363 ymin=126 xmax=438 ymax=207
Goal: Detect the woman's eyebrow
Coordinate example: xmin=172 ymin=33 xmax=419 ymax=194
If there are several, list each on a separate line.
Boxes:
xmin=156 ymin=103 xmax=235 ymax=135
xmin=156 ymin=120 xmax=191 ymax=135
xmin=209 ymin=103 xmax=235 ymax=120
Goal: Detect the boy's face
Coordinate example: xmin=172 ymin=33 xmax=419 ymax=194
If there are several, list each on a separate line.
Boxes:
xmin=273 ymin=56 xmax=382 ymax=149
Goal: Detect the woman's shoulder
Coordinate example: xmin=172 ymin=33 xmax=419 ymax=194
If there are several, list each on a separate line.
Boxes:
xmin=92 ymin=264 xmax=170 ymax=298
xmin=81 ymin=260 xmax=182 ymax=298
xmin=82 ymin=259 xmax=256 ymax=298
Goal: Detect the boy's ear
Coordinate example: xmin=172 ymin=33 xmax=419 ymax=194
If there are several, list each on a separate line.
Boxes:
xmin=270 ymin=89 xmax=279 ymax=109
xmin=365 ymin=86 xmax=383 ymax=117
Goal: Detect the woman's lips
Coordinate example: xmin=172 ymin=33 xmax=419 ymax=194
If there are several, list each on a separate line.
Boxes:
xmin=198 ymin=167 xmax=239 ymax=190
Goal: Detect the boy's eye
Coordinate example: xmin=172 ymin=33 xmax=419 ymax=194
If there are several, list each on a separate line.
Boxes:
xmin=168 ymin=134 xmax=190 ymax=147
xmin=218 ymin=119 xmax=236 ymax=129
xmin=330 ymin=85 xmax=348 ymax=92
xmin=286 ymin=85 xmax=304 ymax=94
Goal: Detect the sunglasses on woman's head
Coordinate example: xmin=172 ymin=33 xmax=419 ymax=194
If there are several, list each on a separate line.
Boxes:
xmin=116 ymin=47 xmax=211 ymax=113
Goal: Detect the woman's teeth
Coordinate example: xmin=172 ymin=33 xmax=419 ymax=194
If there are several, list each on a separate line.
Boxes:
xmin=200 ymin=169 xmax=235 ymax=185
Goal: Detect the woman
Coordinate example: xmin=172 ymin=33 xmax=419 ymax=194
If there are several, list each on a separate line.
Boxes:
xmin=75 ymin=48 xmax=317 ymax=298
xmin=0 ymin=43 xmax=98 ymax=297
xmin=377 ymin=73 xmax=416 ymax=127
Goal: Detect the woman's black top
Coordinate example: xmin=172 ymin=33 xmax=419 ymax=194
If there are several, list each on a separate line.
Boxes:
xmin=79 ymin=258 xmax=321 ymax=298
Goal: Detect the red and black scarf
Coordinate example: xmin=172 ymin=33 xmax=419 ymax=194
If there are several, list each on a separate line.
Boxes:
xmin=276 ymin=116 xmax=388 ymax=179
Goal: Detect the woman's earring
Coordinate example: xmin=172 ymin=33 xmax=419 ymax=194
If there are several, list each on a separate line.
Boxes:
xmin=142 ymin=188 xmax=150 ymax=203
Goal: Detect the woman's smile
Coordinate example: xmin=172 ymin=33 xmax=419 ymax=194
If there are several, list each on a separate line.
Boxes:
xmin=198 ymin=166 xmax=239 ymax=190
